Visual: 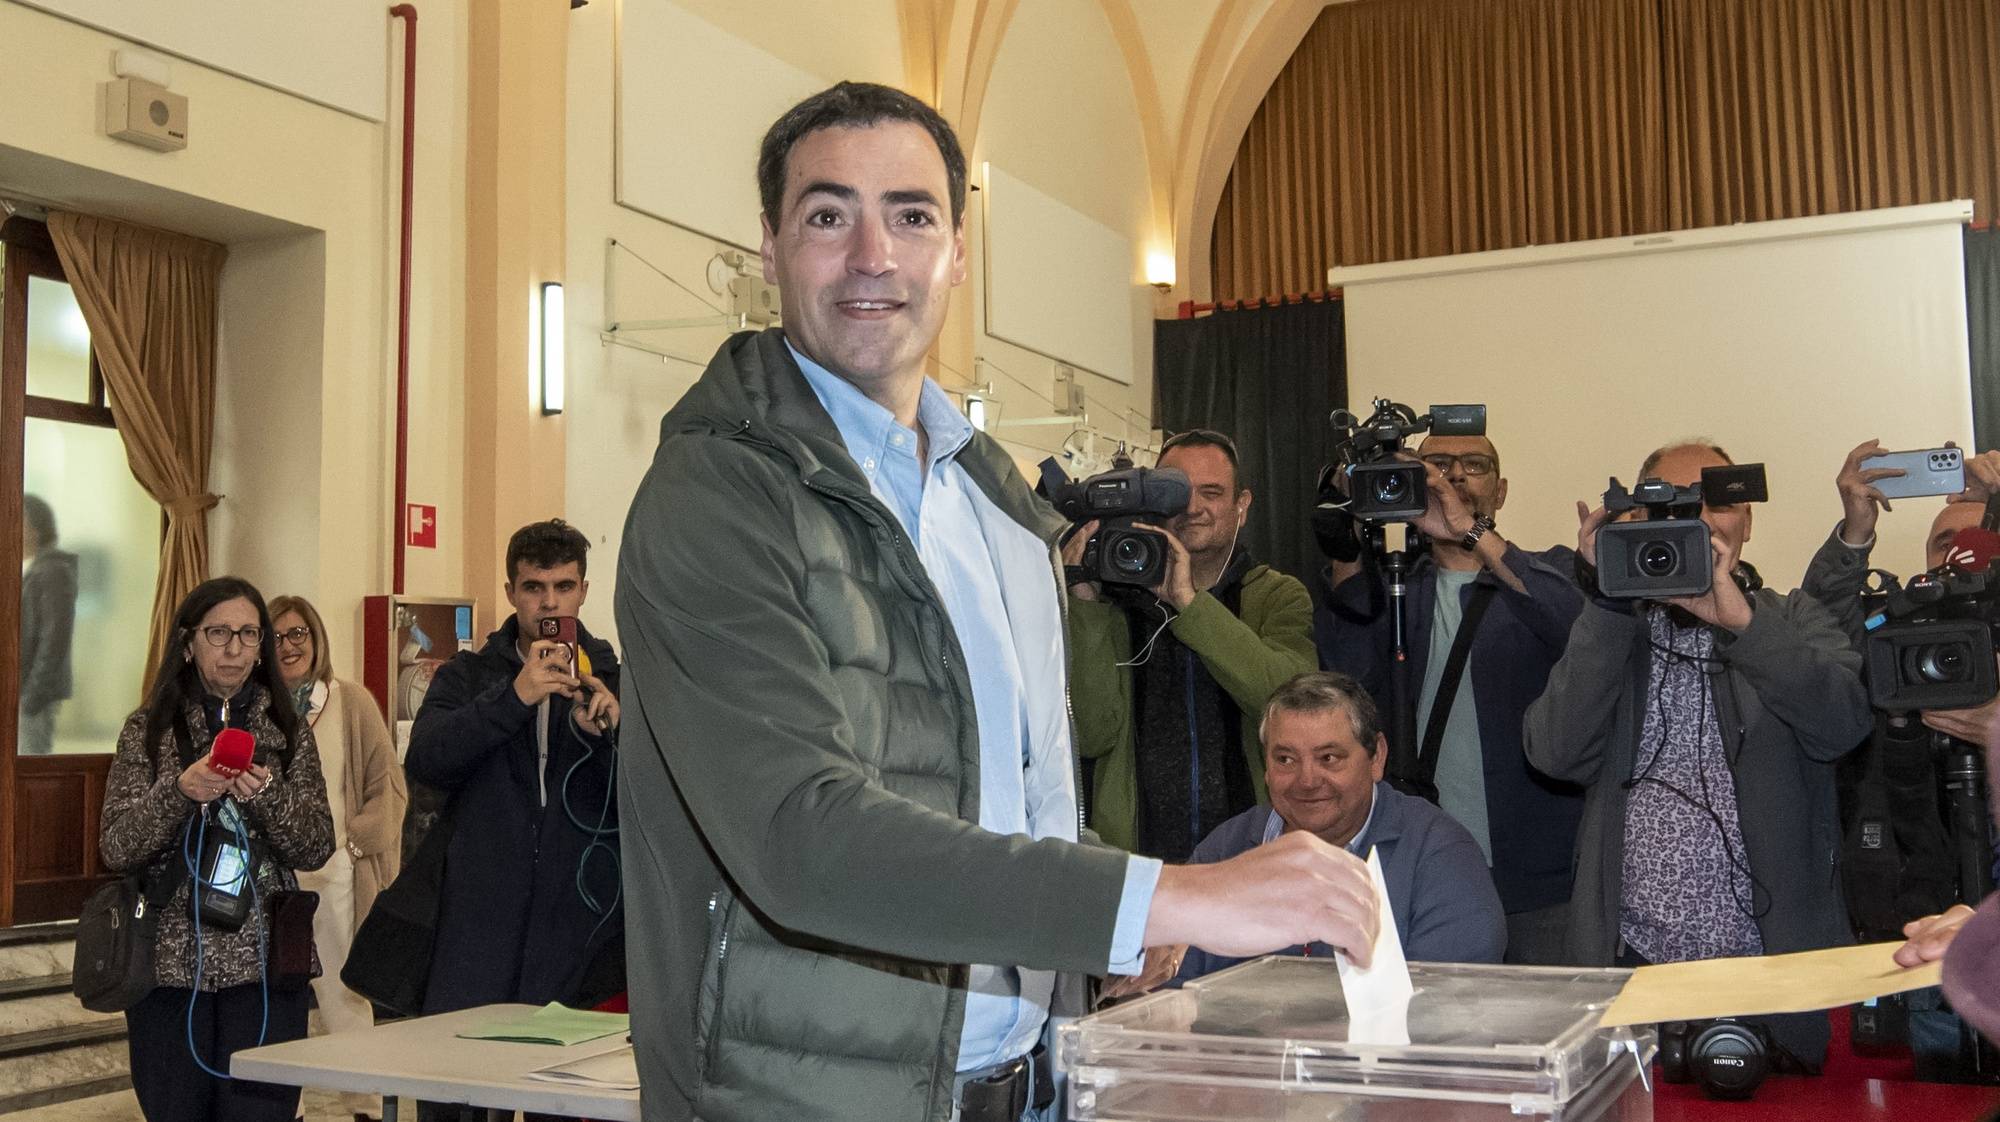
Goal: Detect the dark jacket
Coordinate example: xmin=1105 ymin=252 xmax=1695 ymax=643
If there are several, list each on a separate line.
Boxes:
xmin=1067 ymin=554 xmax=1317 ymax=856
xmin=20 ymin=548 xmax=76 ymax=714
xmin=404 ymin=617 xmax=622 ymax=1013
xmin=1524 ymin=586 xmax=1870 ymax=1063
xmin=614 ymin=329 xmax=1131 ymax=1122
xmin=100 ymin=685 xmax=333 ymax=990
xmin=1176 ymin=783 xmax=1506 ymax=981
xmin=1316 ymin=544 xmax=1585 ymax=913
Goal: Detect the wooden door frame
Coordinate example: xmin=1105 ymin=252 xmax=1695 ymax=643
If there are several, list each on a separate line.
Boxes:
xmin=1 ymin=221 xmax=80 ymax=927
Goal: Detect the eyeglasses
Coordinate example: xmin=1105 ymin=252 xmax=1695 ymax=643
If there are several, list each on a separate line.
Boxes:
xmin=274 ymin=626 xmax=312 ymax=649
xmin=1420 ymin=453 xmax=1497 ymax=477
xmin=199 ymin=625 xmax=264 ymax=649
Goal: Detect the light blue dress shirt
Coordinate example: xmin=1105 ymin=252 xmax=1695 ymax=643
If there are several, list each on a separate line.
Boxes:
xmin=790 ymin=343 xmax=1159 ymax=1072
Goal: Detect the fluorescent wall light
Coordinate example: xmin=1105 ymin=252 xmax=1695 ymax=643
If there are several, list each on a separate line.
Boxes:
xmin=1145 ymin=251 xmax=1176 ymax=290
xmin=540 ymin=281 xmax=564 ymax=415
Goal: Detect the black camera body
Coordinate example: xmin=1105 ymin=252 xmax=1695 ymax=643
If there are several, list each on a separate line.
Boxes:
xmin=1323 ymin=400 xmax=1486 ymax=524
xmin=1596 ymin=464 xmax=1768 ymax=600
xmin=1862 ymin=568 xmax=2000 ymax=711
xmin=1659 ymin=1017 xmax=1772 ymax=1100
xmin=1041 ymin=461 xmax=1192 ymax=588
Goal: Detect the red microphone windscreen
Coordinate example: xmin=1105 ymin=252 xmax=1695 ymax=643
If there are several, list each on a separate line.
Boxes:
xmin=1947 ymin=527 xmax=2000 ymax=574
xmin=209 ymin=727 xmax=255 ymax=776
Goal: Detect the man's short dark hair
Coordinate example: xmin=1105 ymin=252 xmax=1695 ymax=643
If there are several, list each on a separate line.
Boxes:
xmin=506 ymin=519 xmax=590 ymax=583
xmin=1259 ymin=671 xmax=1383 ymax=756
xmin=1639 ymin=439 xmax=1732 ymax=481
xmin=757 ymin=81 xmax=969 ymax=232
xmin=1159 ymin=429 xmax=1248 ymax=493
xmin=22 ymin=494 xmax=56 ymax=547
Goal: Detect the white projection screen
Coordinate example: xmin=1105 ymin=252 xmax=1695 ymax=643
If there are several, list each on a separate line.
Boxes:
xmin=1332 ymin=201 xmax=1976 ymax=590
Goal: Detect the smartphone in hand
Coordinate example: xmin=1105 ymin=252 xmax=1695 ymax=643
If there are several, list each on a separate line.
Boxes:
xmin=1861 ymin=447 xmax=1965 ymax=500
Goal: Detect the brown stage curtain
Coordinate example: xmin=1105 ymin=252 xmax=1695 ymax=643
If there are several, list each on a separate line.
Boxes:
xmin=46 ymin=211 xmax=227 ymax=691
xmin=1213 ymin=0 xmax=1666 ymax=298
xmin=1214 ymin=0 xmax=2000 ymax=301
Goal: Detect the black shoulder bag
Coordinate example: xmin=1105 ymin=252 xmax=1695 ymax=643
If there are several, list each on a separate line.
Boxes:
xmin=342 ymin=791 xmax=454 ymax=1016
xmin=73 ymin=858 xmax=186 ymax=1013
xmin=1390 ymin=581 xmax=1496 ymax=803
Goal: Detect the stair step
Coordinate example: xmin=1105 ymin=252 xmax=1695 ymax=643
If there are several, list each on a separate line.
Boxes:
xmin=0 ymin=938 xmax=72 ymax=984
xmin=0 ymin=1034 xmax=128 ymax=1111
xmin=0 ymin=1067 xmax=132 ymax=1117
xmin=0 ymin=1018 xmax=126 ymax=1060
xmin=0 ymin=922 xmax=76 ymax=948
xmin=0 ymin=972 xmax=71 ymax=1000
xmin=0 ymin=990 xmax=124 ymax=1039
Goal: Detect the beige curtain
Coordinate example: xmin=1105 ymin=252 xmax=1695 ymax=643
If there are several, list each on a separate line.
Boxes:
xmin=46 ymin=212 xmax=227 ymax=689
xmin=1214 ymin=0 xmax=2000 ymax=302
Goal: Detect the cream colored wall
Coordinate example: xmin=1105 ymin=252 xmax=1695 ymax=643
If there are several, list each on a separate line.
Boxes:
xmin=972 ymin=0 xmax=1161 ymax=471
xmin=563 ymin=0 xmax=1172 ymax=644
xmin=0 ymin=0 xmax=470 ymax=680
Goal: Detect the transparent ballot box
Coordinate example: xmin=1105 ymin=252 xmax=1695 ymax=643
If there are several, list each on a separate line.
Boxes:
xmin=1061 ymin=957 xmax=1655 ymax=1121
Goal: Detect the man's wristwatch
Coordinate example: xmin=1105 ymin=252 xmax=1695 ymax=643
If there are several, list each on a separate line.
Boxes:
xmin=1460 ymin=514 xmax=1496 ymax=551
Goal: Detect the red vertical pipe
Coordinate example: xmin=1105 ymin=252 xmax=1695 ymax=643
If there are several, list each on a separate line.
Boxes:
xmin=389 ymin=4 xmax=418 ymax=595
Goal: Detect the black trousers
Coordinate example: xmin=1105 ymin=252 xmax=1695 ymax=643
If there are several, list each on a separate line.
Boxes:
xmin=126 ymin=982 xmax=310 ymax=1121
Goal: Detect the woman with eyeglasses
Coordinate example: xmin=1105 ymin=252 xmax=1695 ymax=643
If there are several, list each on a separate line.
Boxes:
xmin=268 ymin=593 xmax=406 ymax=1122
xmin=99 ymin=577 xmax=333 ymax=1122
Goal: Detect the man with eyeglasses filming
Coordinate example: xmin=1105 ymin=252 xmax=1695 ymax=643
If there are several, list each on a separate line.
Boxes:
xmin=1066 ymin=428 xmax=1317 ymax=862
xmin=1316 ymin=429 xmax=1586 ymax=965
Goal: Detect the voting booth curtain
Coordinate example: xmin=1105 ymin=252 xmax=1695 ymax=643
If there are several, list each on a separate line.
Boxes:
xmin=1153 ymin=299 xmax=1346 ymax=585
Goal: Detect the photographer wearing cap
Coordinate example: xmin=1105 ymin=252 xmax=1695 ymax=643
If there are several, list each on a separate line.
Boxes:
xmin=1315 ymin=431 xmax=1585 ymax=965
xmin=1525 ymin=440 xmax=1869 ymax=1069
xmin=1064 ymin=429 xmax=1317 ymax=861
xmin=401 ymin=519 xmax=623 ymax=1104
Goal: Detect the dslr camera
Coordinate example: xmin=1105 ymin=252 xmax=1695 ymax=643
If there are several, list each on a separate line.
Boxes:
xmin=1040 ymin=459 xmax=1192 ymax=588
xmin=1321 ymin=399 xmax=1487 ymax=523
xmin=1861 ymin=566 xmax=2000 ymax=711
xmin=1596 ymin=464 xmax=1767 ymax=599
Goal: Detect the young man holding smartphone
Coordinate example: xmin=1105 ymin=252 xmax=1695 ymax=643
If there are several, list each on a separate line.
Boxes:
xmin=404 ymin=519 xmax=624 ymax=1121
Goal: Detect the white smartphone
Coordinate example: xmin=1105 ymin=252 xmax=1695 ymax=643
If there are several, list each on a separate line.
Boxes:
xmin=1861 ymin=447 xmax=1965 ymax=500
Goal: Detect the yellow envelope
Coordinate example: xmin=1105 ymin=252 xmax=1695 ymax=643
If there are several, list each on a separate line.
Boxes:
xmin=1599 ymin=942 xmax=1941 ymax=1028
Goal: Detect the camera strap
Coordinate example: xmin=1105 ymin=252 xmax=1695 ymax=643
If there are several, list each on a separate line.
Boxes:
xmin=1406 ymin=580 xmax=1497 ymax=799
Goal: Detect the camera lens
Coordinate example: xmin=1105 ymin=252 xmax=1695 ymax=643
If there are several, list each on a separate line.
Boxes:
xmin=1372 ymin=472 xmax=1409 ymax=504
xmin=1909 ymin=642 xmax=1972 ymax=684
xmin=1637 ymin=541 xmax=1680 ymax=577
xmin=1110 ymin=534 xmax=1153 ymax=576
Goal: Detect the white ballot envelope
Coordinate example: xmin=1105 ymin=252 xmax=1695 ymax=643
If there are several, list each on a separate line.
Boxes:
xmin=1335 ymin=847 xmax=1413 ymax=1045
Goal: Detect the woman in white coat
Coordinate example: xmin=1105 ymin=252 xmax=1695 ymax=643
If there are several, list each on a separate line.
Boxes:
xmin=269 ymin=595 xmax=407 ymax=1122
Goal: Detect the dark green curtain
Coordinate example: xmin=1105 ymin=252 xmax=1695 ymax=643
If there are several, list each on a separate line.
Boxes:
xmin=1153 ymin=299 xmax=1346 ymax=583
xmin=1973 ymin=226 xmax=2000 ymax=452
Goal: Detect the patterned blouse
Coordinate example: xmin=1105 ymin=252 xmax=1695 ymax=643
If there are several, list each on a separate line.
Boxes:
xmin=99 ymin=684 xmax=333 ymax=991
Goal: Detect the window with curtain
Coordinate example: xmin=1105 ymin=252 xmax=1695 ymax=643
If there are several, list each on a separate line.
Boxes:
xmin=1212 ymin=0 xmax=2000 ymax=301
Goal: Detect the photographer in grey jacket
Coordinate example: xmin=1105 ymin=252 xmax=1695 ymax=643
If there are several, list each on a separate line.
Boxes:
xmin=1525 ymin=440 xmax=1870 ymax=1068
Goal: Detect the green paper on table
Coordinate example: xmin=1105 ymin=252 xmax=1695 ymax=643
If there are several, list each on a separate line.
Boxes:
xmin=457 ymin=1003 xmax=630 ymax=1046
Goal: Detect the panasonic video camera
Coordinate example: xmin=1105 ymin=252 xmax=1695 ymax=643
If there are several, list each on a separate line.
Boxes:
xmin=1861 ymin=566 xmax=2000 ymax=711
xmin=1041 ymin=460 xmax=1192 ymax=588
xmin=1320 ymin=400 xmax=1487 ymax=523
xmin=1596 ymin=464 xmax=1767 ymax=599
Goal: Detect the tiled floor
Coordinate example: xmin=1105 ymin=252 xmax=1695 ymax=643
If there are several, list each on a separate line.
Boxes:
xmin=8 ymin=1087 xmax=412 ymax=1121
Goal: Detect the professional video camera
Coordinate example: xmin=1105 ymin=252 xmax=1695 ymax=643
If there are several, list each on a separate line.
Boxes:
xmin=1039 ymin=459 xmax=1191 ymax=588
xmin=1321 ymin=399 xmax=1487 ymax=523
xmin=1861 ymin=566 xmax=2000 ymax=712
xmin=1596 ymin=463 xmax=1767 ymax=599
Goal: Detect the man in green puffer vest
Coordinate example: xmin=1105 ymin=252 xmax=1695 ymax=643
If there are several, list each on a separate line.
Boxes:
xmin=1065 ymin=429 xmax=1317 ymax=860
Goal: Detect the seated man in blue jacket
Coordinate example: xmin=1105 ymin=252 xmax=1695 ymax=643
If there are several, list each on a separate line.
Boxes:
xmin=1173 ymin=671 xmax=1506 ymax=982
xmin=405 ymin=520 xmax=624 ymax=1084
